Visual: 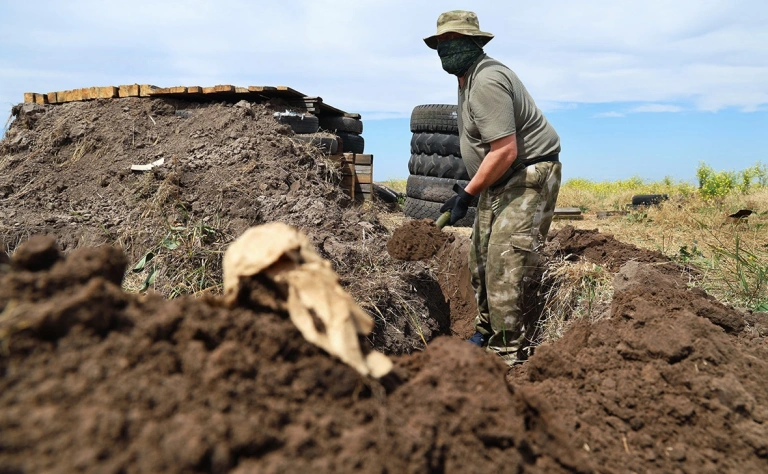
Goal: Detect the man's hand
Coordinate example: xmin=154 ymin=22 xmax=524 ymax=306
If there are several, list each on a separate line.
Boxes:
xmin=440 ymin=183 xmax=475 ymax=225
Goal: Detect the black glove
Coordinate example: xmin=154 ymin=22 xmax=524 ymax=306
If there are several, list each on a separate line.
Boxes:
xmin=440 ymin=183 xmax=475 ymax=225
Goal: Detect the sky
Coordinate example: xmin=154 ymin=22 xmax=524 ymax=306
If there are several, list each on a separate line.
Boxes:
xmin=1 ymin=0 xmax=767 ymax=183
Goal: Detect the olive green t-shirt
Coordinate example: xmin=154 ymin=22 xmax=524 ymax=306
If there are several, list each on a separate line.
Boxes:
xmin=458 ymin=54 xmax=560 ymax=187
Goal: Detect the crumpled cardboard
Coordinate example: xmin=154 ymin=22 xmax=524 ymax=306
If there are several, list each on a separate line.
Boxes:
xmin=223 ymin=223 xmax=392 ymax=378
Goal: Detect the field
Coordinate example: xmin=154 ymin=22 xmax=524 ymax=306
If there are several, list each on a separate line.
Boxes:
xmin=1 ymin=98 xmax=767 ymax=473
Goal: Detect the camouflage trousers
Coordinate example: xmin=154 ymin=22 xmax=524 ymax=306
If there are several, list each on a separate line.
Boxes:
xmin=470 ymin=161 xmax=562 ymax=364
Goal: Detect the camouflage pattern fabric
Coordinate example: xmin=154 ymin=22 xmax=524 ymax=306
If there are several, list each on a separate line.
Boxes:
xmin=469 ymin=161 xmax=562 ymax=364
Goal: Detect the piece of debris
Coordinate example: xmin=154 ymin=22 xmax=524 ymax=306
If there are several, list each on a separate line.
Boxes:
xmin=223 ymin=222 xmax=392 ymax=378
xmin=130 ymin=157 xmax=164 ymax=172
xmin=729 ymin=209 xmax=753 ymax=219
xmin=553 ymin=207 xmax=583 ymax=220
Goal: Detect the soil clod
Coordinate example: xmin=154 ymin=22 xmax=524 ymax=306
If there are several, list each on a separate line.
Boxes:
xmin=386 ymin=219 xmax=453 ymax=261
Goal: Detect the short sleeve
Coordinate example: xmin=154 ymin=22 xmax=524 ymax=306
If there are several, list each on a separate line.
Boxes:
xmin=468 ymin=71 xmax=516 ymax=144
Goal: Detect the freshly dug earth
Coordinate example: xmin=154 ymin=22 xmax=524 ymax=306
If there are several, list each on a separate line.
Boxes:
xmin=386 ymin=218 xmax=453 ymax=261
xmin=0 ymin=235 xmax=591 ymax=474
xmin=3 ymin=99 xmax=768 ymax=472
xmin=0 ymin=98 xmax=444 ymax=355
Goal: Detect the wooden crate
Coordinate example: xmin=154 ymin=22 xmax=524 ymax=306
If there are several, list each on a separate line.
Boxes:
xmin=329 ymin=153 xmax=373 ymax=201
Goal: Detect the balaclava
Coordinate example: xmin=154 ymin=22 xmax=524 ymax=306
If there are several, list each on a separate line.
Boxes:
xmin=437 ymin=36 xmax=484 ymax=76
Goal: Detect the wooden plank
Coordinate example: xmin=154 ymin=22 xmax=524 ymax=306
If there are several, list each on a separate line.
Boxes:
xmin=327 ymin=154 xmax=353 ymax=164
xmin=23 ymin=92 xmax=36 ymax=103
xmin=353 ymin=154 xmax=373 ymax=165
xmin=118 ymin=84 xmax=141 ymax=97
xmin=355 ymin=174 xmax=372 ymax=184
xmin=354 ymin=165 xmax=372 ymax=175
xmin=214 ymin=84 xmax=236 ymax=93
xmin=554 ymin=207 xmax=582 ymax=215
xmin=139 ymin=84 xmax=159 ymax=97
xmin=187 ymin=86 xmax=203 ymax=94
xmin=34 ymin=93 xmax=48 ymax=105
xmin=92 ymin=86 xmax=118 ymax=99
xmin=235 ymin=87 xmax=249 ymax=93
xmin=338 ymin=163 xmax=355 ymax=176
xmin=247 ymin=86 xmax=277 ymax=92
xmin=47 ymin=91 xmax=59 ymax=104
xmin=169 ymin=86 xmax=188 ymax=94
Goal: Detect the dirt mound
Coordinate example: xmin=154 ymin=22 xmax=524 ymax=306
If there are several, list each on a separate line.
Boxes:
xmin=0 ymin=98 xmax=443 ymax=355
xmin=512 ymin=261 xmax=766 ymax=473
xmin=0 ymin=235 xmax=591 ymax=473
xmin=547 ymin=225 xmax=675 ymax=272
xmin=386 ymin=218 xmax=453 ymax=261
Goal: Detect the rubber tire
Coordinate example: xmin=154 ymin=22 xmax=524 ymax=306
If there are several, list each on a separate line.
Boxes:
xmin=408 ymin=153 xmax=469 ymax=180
xmin=293 ymin=135 xmax=339 ymax=154
xmin=631 ymin=194 xmax=669 ymax=206
xmin=273 ymin=113 xmax=319 ymax=134
xmin=319 ymin=115 xmax=363 ymax=134
xmin=411 ymin=132 xmax=461 ymax=156
xmin=337 ymin=132 xmax=365 ymax=153
xmin=410 ymin=104 xmax=459 ymax=134
xmin=406 ymin=175 xmax=478 ymax=206
xmin=373 ymin=183 xmax=402 ymax=203
xmin=403 ymin=197 xmax=476 ymax=228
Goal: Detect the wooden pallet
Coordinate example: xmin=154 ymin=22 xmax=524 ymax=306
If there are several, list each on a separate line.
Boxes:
xmin=329 ymin=153 xmax=373 ymax=201
xmin=23 ymin=84 xmax=360 ymax=118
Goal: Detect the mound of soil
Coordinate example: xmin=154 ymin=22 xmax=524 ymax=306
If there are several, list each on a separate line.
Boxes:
xmin=511 ymin=262 xmax=767 ymax=473
xmin=0 ymin=98 xmax=443 ymax=355
xmin=386 ymin=218 xmax=453 ymax=261
xmin=0 ymin=234 xmax=591 ymax=474
xmin=547 ymin=225 xmax=674 ymax=272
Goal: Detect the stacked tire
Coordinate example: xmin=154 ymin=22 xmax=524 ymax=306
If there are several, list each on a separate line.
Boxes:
xmin=319 ymin=115 xmax=364 ymax=153
xmin=405 ymin=104 xmax=476 ymax=227
xmin=273 ymin=111 xmax=364 ymax=154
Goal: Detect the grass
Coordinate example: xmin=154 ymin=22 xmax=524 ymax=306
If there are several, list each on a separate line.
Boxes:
xmin=537 ymin=178 xmax=768 ymax=344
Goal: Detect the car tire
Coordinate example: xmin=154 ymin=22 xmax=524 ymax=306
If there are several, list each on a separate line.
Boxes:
xmin=273 ymin=112 xmax=319 ymax=134
xmin=403 ymin=197 xmax=476 ymax=227
xmin=336 ymin=132 xmax=365 ymax=154
xmin=406 ymin=175 xmax=478 ymax=205
xmin=631 ymin=194 xmax=669 ymax=206
xmin=319 ymin=115 xmax=363 ymax=134
xmin=410 ymin=132 xmax=461 ymax=156
xmin=410 ymin=104 xmax=459 ymax=134
xmin=408 ymin=153 xmax=469 ymax=180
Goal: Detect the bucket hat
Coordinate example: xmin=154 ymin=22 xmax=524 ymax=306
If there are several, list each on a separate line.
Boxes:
xmin=423 ymin=10 xmax=494 ymax=49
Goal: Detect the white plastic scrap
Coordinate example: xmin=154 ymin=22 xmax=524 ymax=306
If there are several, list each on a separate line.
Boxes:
xmin=130 ymin=158 xmax=165 ymax=172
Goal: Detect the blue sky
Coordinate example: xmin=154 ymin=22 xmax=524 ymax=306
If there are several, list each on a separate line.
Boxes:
xmin=2 ymin=0 xmax=766 ymax=183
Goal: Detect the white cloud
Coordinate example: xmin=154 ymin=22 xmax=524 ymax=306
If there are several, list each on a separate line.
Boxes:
xmin=594 ymin=111 xmax=626 ymax=118
xmin=630 ymin=104 xmax=684 ymax=113
xmin=0 ymin=0 xmax=767 ymax=118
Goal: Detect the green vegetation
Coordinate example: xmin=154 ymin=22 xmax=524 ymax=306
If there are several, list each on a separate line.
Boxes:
xmin=696 ymin=162 xmax=768 ymax=199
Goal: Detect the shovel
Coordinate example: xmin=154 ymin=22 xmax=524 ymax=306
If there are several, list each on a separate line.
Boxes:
xmin=435 ymin=211 xmax=452 ymax=229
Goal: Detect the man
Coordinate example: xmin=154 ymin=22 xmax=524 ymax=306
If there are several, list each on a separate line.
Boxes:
xmin=424 ymin=10 xmax=562 ymax=366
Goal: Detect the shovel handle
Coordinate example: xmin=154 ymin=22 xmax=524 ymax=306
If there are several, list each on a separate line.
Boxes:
xmin=435 ymin=211 xmax=452 ymax=229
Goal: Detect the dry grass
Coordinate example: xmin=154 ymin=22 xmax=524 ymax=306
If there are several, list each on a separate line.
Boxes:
xmin=536 ymin=257 xmax=614 ymax=344
xmin=554 ymin=187 xmax=768 ymax=311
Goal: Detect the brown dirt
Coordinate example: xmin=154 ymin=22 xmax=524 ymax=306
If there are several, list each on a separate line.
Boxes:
xmin=2 ymin=100 xmax=767 ymax=473
xmin=386 ymin=218 xmax=453 ymax=261
xmin=433 ymin=237 xmax=477 ymax=339
xmin=0 ymin=98 xmax=445 ymax=355
xmin=0 ymin=236 xmax=591 ymax=474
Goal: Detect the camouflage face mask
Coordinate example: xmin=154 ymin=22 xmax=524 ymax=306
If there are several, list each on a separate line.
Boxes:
xmin=436 ymin=37 xmax=484 ymax=76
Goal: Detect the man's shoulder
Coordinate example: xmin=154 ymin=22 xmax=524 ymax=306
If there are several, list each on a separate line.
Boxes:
xmin=473 ymin=56 xmax=516 ymax=82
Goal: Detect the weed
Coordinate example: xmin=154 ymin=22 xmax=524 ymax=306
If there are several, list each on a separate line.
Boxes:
xmin=537 ymin=258 xmax=613 ymax=344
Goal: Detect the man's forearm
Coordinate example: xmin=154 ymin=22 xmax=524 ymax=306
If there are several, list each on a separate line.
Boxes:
xmin=464 ymin=147 xmax=517 ymax=196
